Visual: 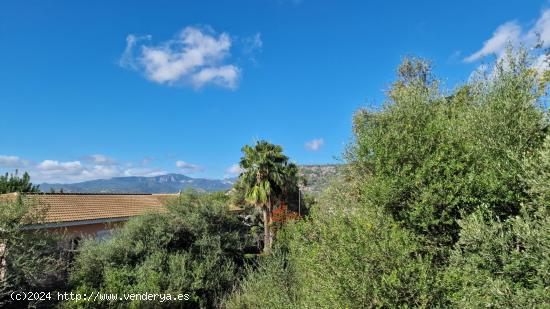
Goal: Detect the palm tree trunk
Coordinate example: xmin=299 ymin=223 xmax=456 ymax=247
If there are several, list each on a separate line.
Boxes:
xmin=268 ymin=203 xmax=273 ymax=250
xmin=263 ymin=206 xmax=271 ymax=254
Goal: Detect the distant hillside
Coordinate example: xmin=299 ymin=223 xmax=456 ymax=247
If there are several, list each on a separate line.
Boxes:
xmin=39 ymin=165 xmax=342 ymax=194
xmin=40 ymin=174 xmax=236 ymax=194
xmin=299 ymin=164 xmax=343 ymax=194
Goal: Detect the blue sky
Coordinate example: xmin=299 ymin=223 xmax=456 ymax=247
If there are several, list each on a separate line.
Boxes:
xmin=1 ymin=0 xmax=549 ymax=183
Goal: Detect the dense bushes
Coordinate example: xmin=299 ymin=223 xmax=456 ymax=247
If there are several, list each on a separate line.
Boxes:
xmin=350 ymin=49 xmax=547 ymax=251
xmin=524 ymin=135 xmax=550 ymax=209
xmin=3 ymin=47 xmax=544 ymax=308
xmin=226 ymin=188 xmax=438 ymax=308
xmin=0 ymin=198 xmax=68 ymax=308
xmin=225 ymin=48 xmax=549 ymax=308
xmin=67 ymin=191 xmax=251 ymax=308
xmin=442 ymin=207 xmax=550 ymax=307
xmin=440 ymin=135 xmax=549 ymax=307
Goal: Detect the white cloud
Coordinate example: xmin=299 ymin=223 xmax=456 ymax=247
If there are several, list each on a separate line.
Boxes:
xmin=533 ymin=53 xmax=550 ymax=73
xmin=121 ymin=26 xmax=240 ymax=89
xmin=32 ymin=160 xmax=169 ymax=183
xmin=467 ymin=63 xmax=490 ymax=83
xmin=34 ymin=160 xmax=85 ymax=182
xmin=119 ymin=34 xmax=152 ymax=69
xmin=79 ymin=165 xmax=121 ymax=179
xmin=527 ymin=9 xmax=550 ymax=48
xmin=2 ymin=155 xmax=209 ymax=184
xmin=465 ymin=21 xmax=521 ymax=62
xmin=191 ymin=65 xmax=240 ymax=88
xmin=175 ymin=160 xmax=203 ymax=174
xmin=0 ymin=155 xmax=28 ymax=168
xmin=37 ymin=160 xmax=82 ymax=172
xmin=123 ymin=167 xmax=167 ymax=177
xmin=465 ymin=9 xmax=550 ymax=63
xmin=82 ymin=154 xmax=117 ymax=165
xmin=305 ymin=138 xmax=325 ymax=151
xmin=225 ymin=163 xmax=244 ymax=175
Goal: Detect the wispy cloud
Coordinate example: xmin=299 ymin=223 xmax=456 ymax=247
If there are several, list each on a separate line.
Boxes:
xmin=527 ymin=9 xmax=550 ymax=48
xmin=175 ymin=160 xmax=203 ymax=174
xmin=242 ymin=33 xmax=263 ymax=54
xmin=123 ymin=167 xmax=167 ymax=178
xmin=0 ymin=155 xmax=29 ymax=168
xmin=119 ymin=34 xmax=151 ymax=69
xmin=465 ymin=21 xmax=521 ymax=63
xmin=225 ymin=163 xmax=244 ymax=176
xmin=0 ymin=154 xmax=173 ymax=183
xmin=120 ymin=26 xmax=240 ymax=89
xmin=82 ymin=154 xmax=117 ymax=165
xmin=465 ymin=9 xmax=550 ymax=72
xmin=305 ymin=138 xmax=324 ymax=151
xmin=37 ymin=160 xmax=82 ymax=172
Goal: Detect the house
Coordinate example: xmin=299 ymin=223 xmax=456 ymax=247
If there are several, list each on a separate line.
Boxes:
xmin=0 ymin=192 xmax=176 ymax=240
xmin=0 ymin=192 xmax=178 ymax=280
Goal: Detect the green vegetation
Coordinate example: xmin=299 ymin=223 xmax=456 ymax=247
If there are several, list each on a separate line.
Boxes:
xmin=442 ymin=207 xmax=550 ymax=307
xmin=225 ymin=184 xmax=437 ymax=308
xmin=298 ymin=164 xmax=341 ymax=194
xmin=0 ymin=171 xmax=39 ymax=194
xmin=67 ymin=191 xmax=251 ymax=308
xmin=442 ymin=135 xmax=550 ymax=307
xmin=237 ymin=140 xmax=302 ymax=253
xmin=1 ymin=47 xmax=548 ymax=308
xmin=226 ymin=48 xmax=550 ymax=308
xmin=0 ymin=198 xmax=67 ymax=308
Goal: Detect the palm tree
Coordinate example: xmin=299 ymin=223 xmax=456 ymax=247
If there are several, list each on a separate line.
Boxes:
xmin=239 ymin=140 xmax=289 ymax=253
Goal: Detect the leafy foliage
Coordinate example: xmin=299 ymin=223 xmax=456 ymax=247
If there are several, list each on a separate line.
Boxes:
xmin=350 ymin=49 xmax=547 ymax=252
xmin=225 ymin=48 xmax=549 ymax=308
xmin=67 ymin=190 xmax=251 ymax=308
xmin=0 ymin=171 xmax=39 ymax=194
xmin=237 ymin=140 xmax=302 ymax=252
xmin=442 ymin=207 xmax=550 ymax=307
xmin=0 ymin=198 xmax=68 ymax=308
xmin=523 ymin=135 xmax=550 ymax=210
xmin=226 ymin=181 xmax=438 ymax=308
xmin=435 ymin=133 xmax=549 ymax=306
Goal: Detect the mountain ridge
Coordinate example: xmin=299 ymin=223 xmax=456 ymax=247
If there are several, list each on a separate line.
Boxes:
xmin=39 ymin=165 xmax=342 ymax=194
xmin=39 ymin=173 xmax=236 ymax=194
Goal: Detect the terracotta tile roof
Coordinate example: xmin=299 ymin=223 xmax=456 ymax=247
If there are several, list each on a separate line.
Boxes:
xmin=1 ymin=193 xmax=176 ymax=224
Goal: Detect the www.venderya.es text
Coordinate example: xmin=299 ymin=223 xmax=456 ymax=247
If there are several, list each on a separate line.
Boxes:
xmin=11 ymin=291 xmax=190 ymax=303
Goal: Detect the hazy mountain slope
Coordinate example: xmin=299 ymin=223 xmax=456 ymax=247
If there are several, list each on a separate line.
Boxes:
xmin=40 ymin=174 xmax=236 ymax=193
xmin=39 ymin=165 xmax=342 ymax=194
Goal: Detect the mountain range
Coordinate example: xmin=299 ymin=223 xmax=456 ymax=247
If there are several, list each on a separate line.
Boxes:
xmin=39 ymin=165 xmax=342 ymax=194
xmin=39 ymin=174 xmax=236 ymax=194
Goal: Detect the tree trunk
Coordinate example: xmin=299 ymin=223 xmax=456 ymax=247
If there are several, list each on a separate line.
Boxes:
xmin=268 ymin=204 xmax=273 ymax=250
xmin=263 ymin=206 xmax=271 ymax=254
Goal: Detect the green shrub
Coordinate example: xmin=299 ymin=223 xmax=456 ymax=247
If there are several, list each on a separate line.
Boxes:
xmin=523 ymin=135 xmax=550 ymax=210
xmin=67 ymin=191 xmax=251 ymax=308
xmin=350 ymin=48 xmax=547 ymax=251
xmin=0 ymin=198 xmax=68 ymax=308
xmin=226 ymin=48 xmax=549 ymax=308
xmin=223 ymin=250 xmax=296 ymax=309
xmin=226 ymin=185 xmax=439 ymax=308
xmin=442 ymin=207 xmax=550 ymax=308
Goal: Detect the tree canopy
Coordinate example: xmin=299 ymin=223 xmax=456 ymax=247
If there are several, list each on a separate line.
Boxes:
xmin=0 ymin=171 xmax=39 ymax=194
xmin=226 ymin=48 xmax=550 ymax=308
xmin=237 ymin=140 xmax=301 ymax=252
